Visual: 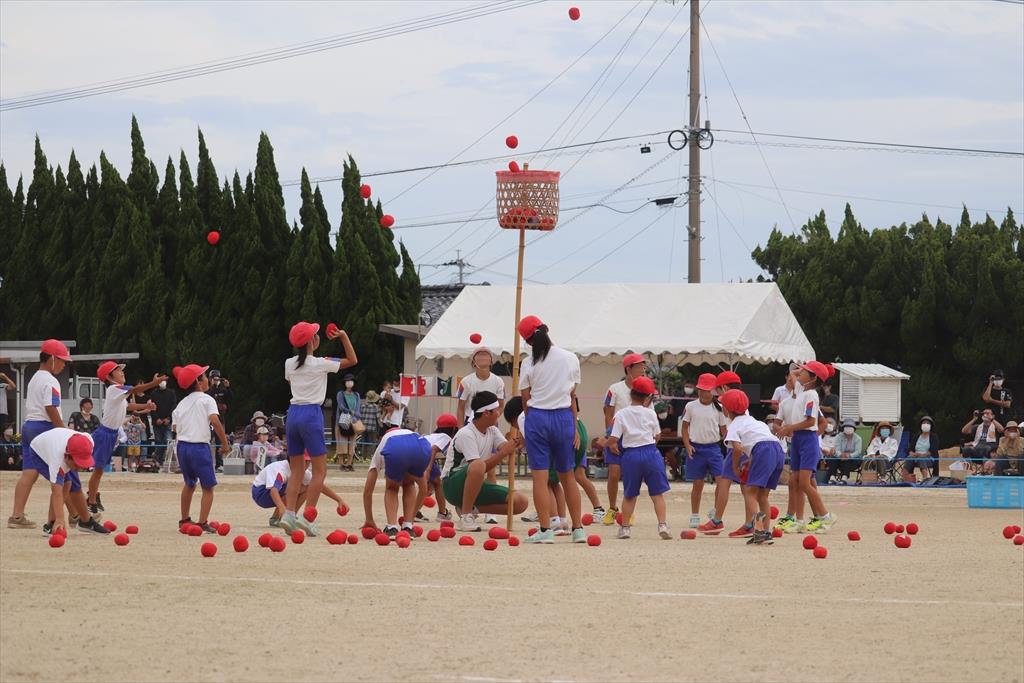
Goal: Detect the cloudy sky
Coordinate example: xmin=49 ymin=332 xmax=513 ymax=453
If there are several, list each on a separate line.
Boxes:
xmin=2 ymin=0 xmax=1022 ymax=287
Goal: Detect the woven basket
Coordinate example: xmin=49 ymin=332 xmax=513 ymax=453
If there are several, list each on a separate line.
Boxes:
xmin=495 ymin=169 xmax=560 ymax=230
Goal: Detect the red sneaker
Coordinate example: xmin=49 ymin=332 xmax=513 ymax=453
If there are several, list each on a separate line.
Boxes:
xmin=698 ymin=520 xmax=724 ymax=535
xmin=728 ymin=524 xmax=754 ymax=538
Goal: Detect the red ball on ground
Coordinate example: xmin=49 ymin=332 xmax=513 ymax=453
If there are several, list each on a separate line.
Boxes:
xmin=337 ymin=504 xmax=349 ymax=517
xmin=884 ymin=522 xmax=897 ymax=534
xmin=1003 ymin=525 xmax=1017 ymax=539
xmin=396 ymin=531 xmax=411 ymax=543
xmin=380 ymin=214 xmax=395 ymax=229
xmin=770 ymin=506 xmax=779 ymax=520
xmin=206 ymin=231 xmax=220 ymax=246
xmin=326 ymin=531 xmax=343 ymax=545
xmin=508 ymin=161 xmax=520 ymax=173
xmin=440 ymin=526 xmax=456 ymax=538
xmin=412 ymin=525 xmax=424 ymax=538
xmin=270 ymin=537 xmax=286 ymax=552
xmin=802 ymin=535 xmax=819 ymax=550
xmin=812 ymin=546 xmax=828 ymax=559
xmin=427 ymin=529 xmax=441 ymax=542
xmin=397 ymin=536 xmax=411 ymax=548
xmin=103 ymin=520 xmax=117 ymax=532
xmin=771 ymin=527 xmax=783 ymax=538
xmin=374 ymin=533 xmax=390 ymax=546
xmin=505 ymin=135 xmax=519 ymax=149
xmin=210 ymin=521 xmax=220 ymax=530
xmin=361 ymin=526 xmax=378 ymax=539
xmin=217 ymin=523 xmax=231 ymax=536
xmin=469 ymin=333 xmax=482 ymax=344
xmin=488 ymin=526 xmax=509 ymax=540
xmin=125 ymin=525 xmax=139 ymax=535
xmin=568 ymin=6 xmax=581 ymax=21
xmin=847 ymin=531 xmax=861 ymax=541
xmin=581 ymin=513 xmax=593 ymax=526
xmin=906 ymin=523 xmax=919 ymax=535
xmin=459 ymin=535 xmax=475 ymax=546
xmin=291 ymin=530 xmax=305 ymax=544
xmin=114 ymin=533 xmax=129 ymax=546
xmin=587 ymin=534 xmax=602 ymax=547
xmin=615 ymin=512 xmax=623 ymax=525
xmin=895 ymin=524 xmax=905 ymax=533
xmin=49 ymin=534 xmax=65 ymax=548
xmin=527 ymin=527 xmax=538 ymax=537
xmin=347 ymin=534 xmax=359 ymax=544
xmin=422 ymin=496 xmax=436 ymax=509
xmin=200 ymin=542 xmax=217 ymax=557
xmin=508 ymin=535 xmax=520 ymax=546
xmin=233 ymin=536 xmax=249 ymax=552
xmin=440 ymin=520 xmax=455 ymax=528
xmin=483 ymin=539 xmax=498 ymax=551
xmin=1014 ymin=525 xmax=1022 ymax=534
xmin=180 ymin=524 xmax=191 ymax=535
xmin=303 ymin=507 xmax=318 ymax=522
xmin=680 ymin=529 xmax=697 ymax=540
xmin=258 ymin=533 xmax=272 ymax=548
xmin=359 ymin=184 xmax=372 ymax=199
xmin=894 ymin=535 xmax=911 ymax=549
xmin=1014 ymin=535 xmax=1024 ymax=546
xmin=187 ymin=525 xmax=202 ymax=537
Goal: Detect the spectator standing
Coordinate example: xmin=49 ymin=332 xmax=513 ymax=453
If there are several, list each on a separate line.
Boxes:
xmin=820 ymin=379 xmax=840 ymax=423
xmin=335 ymin=374 xmax=365 ymax=472
xmin=205 ymin=370 xmax=233 ymax=471
xmin=68 ymin=399 xmax=100 ymax=434
xmin=1 ymin=425 xmax=19 ymax=470
xmin=961 ymin=408 xmax=1003 ymax=463
xmin=382 ymin=379 xmax=406 ymax=428
xmin=124 ymin=414 xmax=145 ymax=471
xmin=360 ymin=391 xmax=382 ymax=452
xmin=149 ymin=378 xmax=177 ymax=462
xmin=982 ymin=370 xmax=1014 ymax=422
xmin=989 ymin=421 xmax=1022 ymax=475
xmin=862 ymin=422 xmax=899 ymax=480
xmin=827 ymin=418 xmax=862 ymax=482
xmin=0 ymin=371 xmax=16 ymax=430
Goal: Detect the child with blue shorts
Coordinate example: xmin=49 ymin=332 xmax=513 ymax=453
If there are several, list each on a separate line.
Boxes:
xmin=606 ymin=377 xmax=671 ymax=540
xmin=252 ymin=455 xmax=347 ymax=528
xmin=24 ymin=428 xmax=105 ymax=535
xmin=171 ymin=364 xmax=229 ymax=533
xmin=720 ymin=390 xmax=785 ymax=545
xmin=681 ymin=373 xmax=728 ymax=534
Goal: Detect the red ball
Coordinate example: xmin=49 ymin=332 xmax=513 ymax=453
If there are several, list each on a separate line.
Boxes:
xmin=258 ymin=533 xmax=272 ymax=548
xmin=291 ymin=530 xmax=305 ymax=544
xmin=380 ymin=214 xmax=395 ymax=229
xmin=680 ymin=529 xmax=698 ymax=540
xmin=206 ymin=231 xmax=220 ymax=246
xmin=326 ymin=322 xmax=339 ymax=338
xmin=180 ymin=524 xmax=191 ymax=535
xmin=488 ymin=527 xmax=509 ymax=540
xmin=895 ymin=524 xmax=905 ymax=534
xmin=200 ymin=542 xmax=217 ymax=557
xmin=303 ymin=507 xmax=318 ymax=522
xmin=427 ymin=529 xmax=441 ymax=542
xmin=361 ymin=526 xmax=378 ymax=539
xmin=422 ymin=496 xmax=436 ymax=509
xmin=469 ymin=333 xmax=482 ymax=344
xmin=847 ymin=531 xmax=861 ymax=541
xmin=505 ymin=135 xmax=519 ymax=149
xmin=483 ymin=539 xmax=498 ymax=551
xmin=210 ymin=521 xmax=220 ymax=530
xmin=440 ymin=526 xmax=456 ymax=538
xmin=1014 ymin=525 xmax=1023 ymax=534
xmin=217 ymin=523 xmax=231 ymax=536
xmin=802 ymin=535 xmax=818 ymax=550
xmin=398 ymin=516 xmax=405 ymax=525
xmin=884 ymin=522 xmax=897 ymax=535
xmin=412 ymin=525 xmax=424 ymax=538
xmin=337 ymin=504 xmax=349 ymax=517
xmin=397 ymin=531 xmax=411 ymax=543
xmin=812 ymin=546 xmax=828 ymax=559
xmin=1003 ymin=525 xmax=1017 ymax=539
xmin=527 ymin=527 xmax=538 ymax=537
xmin=397 ymin=536 xmax=411 ymax=549
xmin=615 ymin=512 xmax=623 ymax=525
xmin=771 ymin=527 xmax=783 ymax=538
xmin=508 ymin=535 xmax=520 ymax=546
xmin=587 ymin=534 xmax=602 ymax=547
xmin=508 ymin=161 xmax=520 ymax=173
xmin=125 ymin=525 xmax=139 ymax=535
xmin=581 ymin=513 xmax=593 ymax=526
xmin=49 ymin=534 xmax=65 ymax=548
xmin=114 ymin=533 xmax=129 ymax=546
xmin=440 ymin=520 xmax=455 ymax=528
xmin=187 ymin=525 xmax=202 ymax=537
xmin=325 ymin=530 xmax=343 ymax=545
xmin=1013 ymin=535 xmax=1024 ymax=546
xmin=894 ymin=535 xmax=911 ymax=549
xmin=232 ymin=536 xmax=249 ymax=552
xmin=906 ymin=523 xmax=919 ymax=535
xmin=374 ymin=533 xmax=390 ymax=546
xmin=770 ymin=506 xmax=779 ymax=520
xmin=270 ymin=537 xmax=287 ymax=552
xmin=103 ymin=520 xmax=117 ymax=532
xmin=459 ymin=535 xmax=475 ymax=546
xmin=347 ymin=533 xmax=359 ymax=544
xmin=359 ymin=184 xmax=372 ymax=199
xmin=568 ymin=6 xmax=581 ymax=21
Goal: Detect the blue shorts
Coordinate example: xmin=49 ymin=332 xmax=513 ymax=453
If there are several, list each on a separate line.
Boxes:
xmin=178 ymin=441 xmax=218 ymax=489
xmin=286 ymin=403 xmax=326 ymax=457
xmin=685 ymin=442 xmax=723 ymax=481
xmin=382 ymin=433 xmax=432 ymax=483
xmin=790 ymin=430 xmax=821 ymax=472
xmin=524 ymin=408 xmax=575 ymax=473
xmin=722 ymin=449 xmax=749 ymax=485
xmin=92 ymin=425 xmax=119 ymax=470
xmin=66 ymin=470 xmax=82 ymax=493
xmin=429 ymin=461 xmax=442 ymax=481
xmin=746 ymin=441 xmax=785 ymax=490
xmin=620 ymin=444 xmax=671 ymax=499
xmin=603 ymin=426 xmax=621 ymax=467
xmin=21 ymin=420 xmax=53 ymax=470
xmin=251 ymin=481 xmax=285 ymax=509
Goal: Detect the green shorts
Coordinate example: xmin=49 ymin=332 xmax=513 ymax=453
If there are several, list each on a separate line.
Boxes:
xmin=548 ymin=443 xmax=587 ymax=484
xmin=442 ymin=464 xmax=510 ymax=508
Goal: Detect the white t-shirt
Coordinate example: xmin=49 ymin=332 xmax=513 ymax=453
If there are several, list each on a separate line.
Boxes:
xmin=786 ymin=389 xmax=820 ymax=431
xmin=446 ymin=423 xmax=507 ymax=477
xmin=30 ymin=428 xmax=90 ymax=484
xmin=682 ymin=400 xmax=727 ymax=444
xmin=423 ymin=432 xmax=453 ymax=456
xmin=724 ymin=414 xmax=778 ymax=456
xmin=172 ymin=392 xmax=219 ymax=443
xmin=369 ymin=428 xmax=415 ymax=471
xmin=388 ymin=388 xmax=405 ymax=426
xmin=25 ymin=369 xmax=61 ymax=422
xmin=604 ymin=380 xmax=632 ymax=414
xmin=253 ymin=460 xmax=311 ymax=489
xmin=285 ymin=356 xmax=341 ymax=405
xmin=771 ymin=384 xmax=790 ymax=405
xmin=520 ymin=347 xmax=580 ymax=410
xmin=610 ymin=405 xmax=660 ymax=448
xmin=101 ymin=384 xmax=133 ymax=430
xmin=457 ymin=373 xmax=506 ymax=422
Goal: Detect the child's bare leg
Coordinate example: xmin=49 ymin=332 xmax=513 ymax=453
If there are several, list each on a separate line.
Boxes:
xmin=558 ymin=470 xmax=582 ymax=527
xmin=198 ymin=487 xmax=214 ymax=523
xmin=742 ymin=485 xmax=757 ymax=525
xmin=575 ymin=467 xmax=600 ymax=507
xmin=284 ymin=455 xmax=305 ymax=512
xmin=87 ymin=469 xmax=103 ymax=504
xmin=362 ymin=468 xmax=379 ymax=527
xmin=383 ymin=479 xmax=400 ymax=526
xmin=800 ymin=470 xmax=828 ymax=517
xmin=11 ymin=470 xmax=40 ymax=518
xmin=651 ymin=494 xmax=667 ymax=524
xmin=401 ymin=478 xmax=419 ymax=523
xmin=713 ymin=477 xmax=730 ymax=520
xmin=756 ymin=489 xmax=771 ymax=531
xmin=530 ymin=469 xmax=551 ymax=528
xmin=305 ymin=457 xmax=327 ymax=509
xmin=743 ymin=486 xmax=761 ymax=529
xmin=553 ymin=482 xmax=567 ymax=519
xmin=790 ymin=474 xmax=805 ymax=520
xmin=607 ymin=464 xmax=621 ymax=510
xmin=620 ymin=496 xmax=638 ymax=525
xmin=690 ymin=480 xmax=704 ymax=514
xmin=180 ymin=485 xmax=195 ymax=520
xmin=432 ymin=477 xmax=448 ymax=513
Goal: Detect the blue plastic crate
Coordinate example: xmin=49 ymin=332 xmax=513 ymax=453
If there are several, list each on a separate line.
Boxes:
xmin=966 ymin=476 xmax=1024 ymax=509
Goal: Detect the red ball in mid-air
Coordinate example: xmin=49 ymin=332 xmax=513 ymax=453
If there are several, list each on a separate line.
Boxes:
xmin=505 ymin=135 xmax=519 ymax=149
xmin=770 ymin=506 xmax=779 ymax=520
xmin=568 ymin=6 xmax=581 ymax=21
xmin=422 ymin=496 xmax=436 ymax=509
xmin=469 ymin=333 xmax=482 ymax=344
xmin=380 ymin=214 xmax=395 ymax=229
xmin=508 ymin=161 xmax=520 ymax=173
xmin=581 ymin=513 xmax=593 ymax=526
xmin=303 ymin=507 xmax=318 ymax=522
xmin=360 ymin=184 xmax=372 ymax=199
xmin=207 ymin=231 xmax=220 ymax=246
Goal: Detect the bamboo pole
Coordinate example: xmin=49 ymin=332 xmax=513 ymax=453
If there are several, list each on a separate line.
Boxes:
xmin=506 ymin=225 xmax=526 ymax=531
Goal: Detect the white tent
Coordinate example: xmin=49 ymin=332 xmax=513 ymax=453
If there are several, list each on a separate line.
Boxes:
xmin=416 ymin=282 xmax=815 ymax=365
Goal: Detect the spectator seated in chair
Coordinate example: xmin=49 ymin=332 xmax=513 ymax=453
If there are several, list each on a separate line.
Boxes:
xmin=862 ymin=421 xmax=898 ymax=481
xmin=819 ymin=417 xmax=838 ymax=473
xmin=961 ymin=408 xmax=1003 ymax=468
xmin=826 ymin=418 xmax=862 ymax=482
xmin=986 ymin=420 xmax=1023 ymax=476
xmin=901 ymin=416 xmax=939 ymax=482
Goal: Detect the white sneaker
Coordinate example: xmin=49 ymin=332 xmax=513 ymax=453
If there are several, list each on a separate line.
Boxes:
xmin=689 ymin=514 xmax=701 ymax=528
xmin=458 ymin=513 xmax=481 ymax=532
xmin=617 ymin=525 xmax=631 ymax=539
xmin=592 ymin=506 xmax=606 ymax=519
xmin=436 ymin=509 xmax=453 ymax=522
xmin=485 ymin=514 xmax=498 ymax=525
xmin=295 ymin=517 xmax=319 ymax=537
xmin=554 ymin=520 xmax=571 ymax=536
xmin=521 ymin=510 xmax=539 ymax=522
xmin=658 ymin=522 xmax=671 ymax=539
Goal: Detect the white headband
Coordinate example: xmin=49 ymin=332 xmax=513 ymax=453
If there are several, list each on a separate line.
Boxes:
xmin=474 ymin=401 xmax=500 ymax=414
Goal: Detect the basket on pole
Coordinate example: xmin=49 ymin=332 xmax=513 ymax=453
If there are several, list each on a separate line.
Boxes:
xmin=496 ymin=165 xmax=561 ymax=531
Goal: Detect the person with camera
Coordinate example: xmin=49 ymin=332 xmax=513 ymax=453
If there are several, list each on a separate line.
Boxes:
xmin=982 ymin=370 xmax=1014 ymax=423
xmin=206 ymin=370 xmax=233 ymax=471
xmin=962 ymin=407 xmax=1004 ymax=465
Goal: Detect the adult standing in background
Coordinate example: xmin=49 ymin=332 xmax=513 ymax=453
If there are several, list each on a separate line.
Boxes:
xmin=335 ymin=373 xmax=365 ymax=472
xmin=150 ymin=377 xmax=177 ymax=465
xmin=206 ymin=370 xmax=233 ymax=471
xmin=0 ymin=370 xmax=16 ymax=430
xmin=983 ymin=370 xmax=1014 ymax=422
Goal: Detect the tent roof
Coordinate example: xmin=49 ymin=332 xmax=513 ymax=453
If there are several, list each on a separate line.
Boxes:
xmin=832 ymin=363 xmax=910 ymax=380
xmin=415 ymin=282 xmax=815 ymax=365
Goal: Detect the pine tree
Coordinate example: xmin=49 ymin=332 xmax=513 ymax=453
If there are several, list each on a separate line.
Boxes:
xmin=127 ymin=115 xmax=158 ymax=216
xmin=398 ymin=241 xmax=421 ymax=324
xmin=155 ymin=157 xmax=181 ymax=287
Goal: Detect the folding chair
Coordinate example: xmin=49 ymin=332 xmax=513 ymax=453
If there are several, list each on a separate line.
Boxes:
xmin=161 ymin=439 xmax=179 ymax=474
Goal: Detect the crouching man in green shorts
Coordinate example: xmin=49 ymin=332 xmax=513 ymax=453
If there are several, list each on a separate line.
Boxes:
xmin=443 ymin=391 xmax=528 ymax=532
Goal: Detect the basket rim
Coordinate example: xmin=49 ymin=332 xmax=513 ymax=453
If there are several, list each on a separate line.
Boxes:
xmin=496 ymin=169 xmax=561 ymax=182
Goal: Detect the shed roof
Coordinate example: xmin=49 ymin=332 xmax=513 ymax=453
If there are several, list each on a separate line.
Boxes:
xmin=832 ymin=363 xmax=910 ymax=380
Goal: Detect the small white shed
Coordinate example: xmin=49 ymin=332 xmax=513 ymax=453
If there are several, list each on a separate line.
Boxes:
xmin=832 ymin=363 xmax=910 ymax=423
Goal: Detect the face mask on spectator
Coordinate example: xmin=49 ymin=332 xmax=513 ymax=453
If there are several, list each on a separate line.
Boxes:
xmin=1007 ymin=430 xmax=1019 ymax=440
xmin=921 ymin=423 xmax=931 ymax=433
xmin=880 ymin=428 xmax=891 ymax=438
xmin=657 ymin=411 xmax=668 ymax=420
xmin=993 ymin=380 xmax=1004 ymax=388
xmin=158 ymin=380 xmax=167 ymax=390
xmin=683 ymin=386 xmax=694 ymax=395
xmin=825 ymin=424 xmax=834 ymax=434
xmin=843 ymin=426 xmax=854 ymax=436
xmin=345 ymin=381 xmax=354 ymax=389
xmin=255 ymin=418 xmax=265 ymax=427
xmin=3 ymin=429 xmax=12 ymax=438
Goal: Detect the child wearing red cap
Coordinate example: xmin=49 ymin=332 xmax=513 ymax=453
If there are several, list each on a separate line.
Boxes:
xmin=682 ymin=373 xmax=728 ymax=533
xmin=85 ymin=362 xmax=166 ymax=519
xmin=252 ymin=456 xmax=347 ymax=527
xmin=456 ymin=347 xmax=506 ymax=524
xmin=171 ymin=364 xmax=229 ymax=533
xmin=9 ymin=340 xmax=71 ymax=529
xmin=280 ymin=322 xmax=357 ymax=537
xmin=775 ymin=361 xmax=836 ymax=533
xmin=719 ymin=390 xmax=784 ymax=545
xmin=606 ymin=376 xmax=671 ymax=539
xmin=24 ymin=428 xmax=109 ymax=535
xmin=708 ymin=371 xmax=757 ymax=538
xmin=600 ymin=353 xmax=646 ymax=526
xmin=417 ymin=414 xmax=457 ymax=522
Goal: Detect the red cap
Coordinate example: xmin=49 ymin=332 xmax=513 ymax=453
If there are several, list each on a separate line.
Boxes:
xmin=622 ymin=353 xmax=646 ymax=369
xmin=172 ymin=364 xmax=209 ymax=390
xmin=720 ymin=389 xmax=750 ymax=415
xmin=97 ymin=361 xmax=125 ymax=383
xmin=289 ymin=321 xmax=320 ymax=348
xmin=517 ymin=315 xmax=544 ymax=340
xmin=66 ymin=433 xmax=95 ymax=469
xmin=800 ymin=360 xmax=829 ymax=382
xmin=695 ymin=373 xmax=718 ymax=391
xmin=716 ymin=370 xmax=742 ymax=387
xmin=41 ymin=339 xmax=71 ymax=361
xmin=825 ymin=363 xmax=836 ymax=379
xmin=436 ymin=413 xmax=459 ymax=429
xmin=630 ymin=376 xmax=657 ymax=396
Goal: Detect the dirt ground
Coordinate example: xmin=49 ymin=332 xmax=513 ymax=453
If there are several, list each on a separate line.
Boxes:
xmin=1 ymin=470 xmax=1022 ymax=683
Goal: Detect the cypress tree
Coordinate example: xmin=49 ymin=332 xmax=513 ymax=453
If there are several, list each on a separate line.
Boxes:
xmin=127 ymin=115 xmax=158 ymax=215
xmin=155 ymin=157 xmax=181 ymax=287
xmin=398 ymin=241 xmax=421 ymax=324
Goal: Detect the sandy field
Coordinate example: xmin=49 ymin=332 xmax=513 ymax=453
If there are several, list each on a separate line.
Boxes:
xmin=1 ymin=469 xmax=1022 ymax=683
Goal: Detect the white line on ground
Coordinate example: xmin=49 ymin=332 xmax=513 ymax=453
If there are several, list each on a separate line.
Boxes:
xmin=3 ymin=568 xmax=1021 ymax=610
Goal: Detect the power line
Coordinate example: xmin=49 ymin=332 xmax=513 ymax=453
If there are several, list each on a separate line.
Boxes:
xmin=391 ymin=198 xmax=656 ymax=230
xmin=714 ymin=130 xmax=1024 ymax=158
xmin=563 ymin=202 xmax=679 ymax=282
xmin=0 ymin=1 xmax=544 ymax=111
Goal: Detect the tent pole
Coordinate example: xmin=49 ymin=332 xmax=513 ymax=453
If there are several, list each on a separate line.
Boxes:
xmin=507 ymin=226 xmax=526 ymax=531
